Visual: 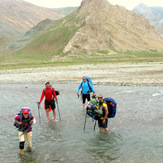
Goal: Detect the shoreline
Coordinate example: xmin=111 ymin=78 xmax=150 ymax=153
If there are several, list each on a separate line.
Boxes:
xmin=0 ymin=62 xmax=163 ymax=86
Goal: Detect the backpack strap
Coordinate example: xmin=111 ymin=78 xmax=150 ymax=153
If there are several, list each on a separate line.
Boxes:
xmin=50 ymin=86 xmax=55 ymax=98
xmin=81 ymin=81 xmax=92 ymax=94
xmin=44 ymin=86 xmax=55 ymax=97
xmin=87 ymin=81 xmax=92 ymax=92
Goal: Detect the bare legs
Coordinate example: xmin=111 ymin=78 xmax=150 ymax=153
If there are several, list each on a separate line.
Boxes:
xmin=46 ymin=109 xmax=56 ymax=122
xmin=99 ymin=127 xmax=109 ymax=133
xmin=46 ymin=109 xmax=50 ymax=122
xmin=52 ymin=109 xmax=57 ymax=121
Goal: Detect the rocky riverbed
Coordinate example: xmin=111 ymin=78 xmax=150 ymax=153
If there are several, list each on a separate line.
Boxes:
xmin=0 ymin=62 xmax=163 ymax=86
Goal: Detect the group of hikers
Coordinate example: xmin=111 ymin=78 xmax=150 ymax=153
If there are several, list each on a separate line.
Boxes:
xmin=77 ymin=76 xmax=109 ymax=133
xmin=14 ymin=76 xmax=116 ymax=155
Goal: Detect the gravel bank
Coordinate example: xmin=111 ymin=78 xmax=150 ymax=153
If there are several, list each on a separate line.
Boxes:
xmin=0 ymin=62 xmax=163 ymax=86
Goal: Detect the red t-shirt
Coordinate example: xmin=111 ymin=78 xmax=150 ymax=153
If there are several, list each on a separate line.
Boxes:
xmin=39 ymin=87 xmax=57 ymax=103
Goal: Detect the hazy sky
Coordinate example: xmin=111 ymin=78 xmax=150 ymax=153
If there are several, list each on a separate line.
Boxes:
xmin=24 ymin=0 xmax=163 ymax=10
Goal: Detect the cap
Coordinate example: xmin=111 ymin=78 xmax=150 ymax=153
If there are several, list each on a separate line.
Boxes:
xmin=22 ymin=108 xmax=29 ymax=114
xmin=45 ymin=81 xmax=50 ymax=85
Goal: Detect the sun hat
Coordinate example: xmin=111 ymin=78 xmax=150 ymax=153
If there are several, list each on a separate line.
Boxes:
xmin=45 ymin=81 xmax=50 ymax=85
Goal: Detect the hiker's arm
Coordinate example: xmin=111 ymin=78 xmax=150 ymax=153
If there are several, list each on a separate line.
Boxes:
xmin=104 ymin=106 xmax=108 ymax=119
xmin=102 ymin=106 xmax=108 ymax=124
xmin=14 ymin=116 xmax=23 ymax=125
xmin=29 ymin=116 xmax=34 ymax=124
xmin=77 ymin=83 xmax=82 ymax=94
xmin=39 ymin=90 xmax=45 ymax=104
xmin=89 ymin=83 xmax=95 ymax=94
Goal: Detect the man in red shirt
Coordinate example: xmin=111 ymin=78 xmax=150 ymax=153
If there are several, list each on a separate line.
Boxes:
xmin=38 ymin=81 xmax=58 ymax=122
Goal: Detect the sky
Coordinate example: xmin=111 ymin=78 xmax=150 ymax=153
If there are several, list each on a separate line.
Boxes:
xmin=24 ymin=0 xmax=163 ymax=10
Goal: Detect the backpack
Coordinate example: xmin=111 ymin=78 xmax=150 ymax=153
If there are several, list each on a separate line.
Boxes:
xmin=44 ymin=85 xmax=59 ymax=96
xmin=17 ymin=107 xmax=32 ymax=116
xmin=87 ymin=107 xmax=103 ymax=120
xmin=87 ymin=97 xmax=117 ymax=120
xmin=81 ymin=76 xmax=94 ymax=93
xmin=14 ymin=107 xmax=33 ymax=129
xmin=86 ymin=76 xmax=93 ymax=86
xmin=103 ymin=97 xmax=117 ymax=118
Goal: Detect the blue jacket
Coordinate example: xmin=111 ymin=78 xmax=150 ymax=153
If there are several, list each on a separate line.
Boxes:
xmin=77 ymin=81 xmax=95 ymax=94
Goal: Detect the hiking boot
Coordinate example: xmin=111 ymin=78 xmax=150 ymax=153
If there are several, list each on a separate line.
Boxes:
xmin=27 ymin=146 xmax=32 ymax=152
xmin=20 ymin=149 xmax=24 ymax=155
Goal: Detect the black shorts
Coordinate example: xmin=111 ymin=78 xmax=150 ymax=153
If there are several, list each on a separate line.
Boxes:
xmin=45 ymin=100 xmax=56 ymax=110
xmin=98 ymin=119 xmax=108 ymax=128
xmin=82 ymin=94 xmax=90 ymax=104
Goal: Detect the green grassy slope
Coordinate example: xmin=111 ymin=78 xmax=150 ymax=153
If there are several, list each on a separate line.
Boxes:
xmin=0 ymin=11 xmax=79 ymax=64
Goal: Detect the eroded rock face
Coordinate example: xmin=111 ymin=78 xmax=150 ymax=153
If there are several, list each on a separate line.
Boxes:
xmin=63 ymin=0 xmax=163 ymax=54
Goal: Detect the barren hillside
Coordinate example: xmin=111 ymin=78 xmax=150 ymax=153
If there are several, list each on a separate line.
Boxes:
xmin=0 ymin=0 xmax=64 ymax=33
xmin=63 ymin=0 xmax=163 ymax=54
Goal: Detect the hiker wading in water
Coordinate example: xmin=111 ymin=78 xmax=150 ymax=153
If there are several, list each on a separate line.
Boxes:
xmin=38 ymin=81 xmax=58 ymax=122
xmin=77 ymin=76 xmax=95 ymax=109
xmin=96 ymin=94 xmax=109 ymax=133
xmin=14 ymin=108 xmax=34 ymax=155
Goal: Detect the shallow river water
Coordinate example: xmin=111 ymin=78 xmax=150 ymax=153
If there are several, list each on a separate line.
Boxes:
xmin=0 ymin=84 xmax=163 ymax=163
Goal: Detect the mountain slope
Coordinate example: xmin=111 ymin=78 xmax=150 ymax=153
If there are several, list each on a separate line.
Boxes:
xmin=53 ymin=7 xmax=78 ymax=16
xmin=24 ymin=19 xmax=54 ymax=38
xmin=0 ymin=0 xmax=64 ymax=33
xmin=0 ymin=22 xmax=23 ymax=38
xmin=133 ymin=3 xmax=163 ymax=25
xmin=18 ymin=0 xmax=163 ymax=59
xmin=63 ymin=0 xmax=163 ymax=53
xmin=154 ymin=19 xmax=163 ymax=35
xmin=0 ymin=22 xmax=23 ymax=51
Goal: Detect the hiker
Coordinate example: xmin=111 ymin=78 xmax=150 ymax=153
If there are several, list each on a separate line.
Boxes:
xmin=14 ymin=108 xmax=34 ymax=155
xmin=38 ymin=81 xmax=58 ymax=122
xmin=77 ymin=76 xmax=95 ymax=109
xmin=96 ymin=94 xmax=109 ymax=132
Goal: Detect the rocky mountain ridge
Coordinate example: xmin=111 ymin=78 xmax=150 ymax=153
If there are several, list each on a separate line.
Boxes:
xmin=63 ymin=0 xmax=163 ymax=54
xmin=18 ymin=0 xmax=163 ymax=58
xmin=133 ymin=3 xmax=163 ymax=34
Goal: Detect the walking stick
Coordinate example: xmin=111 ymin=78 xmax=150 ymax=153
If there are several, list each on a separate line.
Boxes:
xmin=20 ymin=126 xmax=31 ymax=136
xmin=37 ymin=103 xmax=41 ymax=124
xmin=56 ymin=101 xmax=61 ymax=121
xmin=84 ymin=110 xmax=87 ymax=131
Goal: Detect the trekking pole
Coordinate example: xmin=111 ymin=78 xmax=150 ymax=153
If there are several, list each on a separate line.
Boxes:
xmin=37 ymin=102 xmax=41 ymax=124
xmin=94 ymin=120 xmax=97 ymax=131
xmin=20 ymin=121 xmax=33 ymax=136
xmin=56 ymin=101 xmax=61 ymax=121
xmin=84 ymin=110 xmax=87 ymax=131
xmin=20 ymin=127 xmax=31 ymax=136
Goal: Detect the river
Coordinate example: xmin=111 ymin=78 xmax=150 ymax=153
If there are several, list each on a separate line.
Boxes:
xmin=0 ymin=84 xmax=163 ymax=163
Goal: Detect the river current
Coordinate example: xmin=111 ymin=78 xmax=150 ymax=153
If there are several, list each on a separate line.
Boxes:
xmin=0 ymin=84 xmax=163 ymax=163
